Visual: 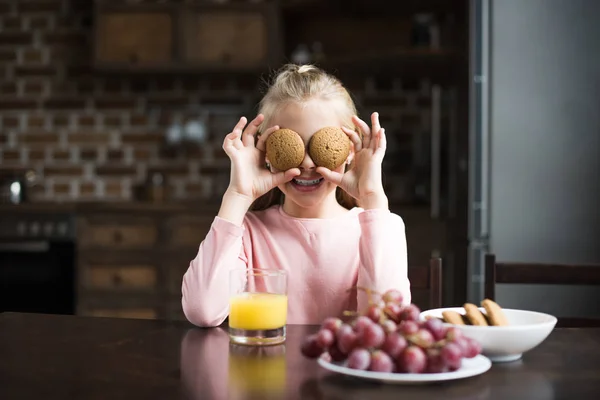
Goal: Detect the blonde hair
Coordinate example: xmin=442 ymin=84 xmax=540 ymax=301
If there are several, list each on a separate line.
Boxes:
xmin=251 ymin=63 xmax=359 ymax=211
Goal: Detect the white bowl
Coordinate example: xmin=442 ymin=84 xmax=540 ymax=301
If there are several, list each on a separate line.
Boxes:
xmin=420 ymin=307 xmax=557 ymax=363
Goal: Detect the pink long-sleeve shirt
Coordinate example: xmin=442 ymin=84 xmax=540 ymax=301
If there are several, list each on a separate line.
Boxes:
xmin=181 ymin=205 xmax=411 ymax=327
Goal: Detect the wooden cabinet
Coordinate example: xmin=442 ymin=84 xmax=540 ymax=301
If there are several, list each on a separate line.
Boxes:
xmin=79 ymin=251 xmax=161 ymax=292
xmin=93 ymin=1 xmax=282 ymax=72
xmin=76 ymin=206 xmax=218 ymax=322
xmin=163 ymin=214 xmax=214 ymax=249
xmin=78 ymin=215 xmax=158 ymax=249
xmin=183 ymin=10 xmax=268 ymax=68
xmin=94 ymin=10 xmax=174 ymax=67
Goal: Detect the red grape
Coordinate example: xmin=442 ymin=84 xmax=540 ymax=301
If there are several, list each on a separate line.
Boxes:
xmin=301 ymin=334 xmax=324 ymax=359
xmin=445 ymin=326 xmax=464 ymax=342
xmin=328 ymin=343 xmax=347 ymax=362
xmin=425 ymin=349 xmax=448 ymax=373
xmin=359 ymin=323 xmax=385 ymax=348
xmin=454 ymin=336 xmax=470 ymax=357
xmin=383 ymin=302 xmax=403 ymax=322
xmin=321 ymin=317 xmax=343 ymax=335
xmin=347 ymin=348 xmax=371 ymax=370
xmin=397 ymin=346 xmax=427 ymax=373
xmin=399 ymin=304 xmax=421 ymax=322
xmin=352 ymin=316 xmax=373 ymax=336
xmin=316 ymin=328 xmax=334 ymax=348
xmin=382 ymin=289 xmax=404 ymax=305
xmin=381 ymin=319 xmax=397 ymax=334
xmin=336 ymin=324 xmax=358 ymax=354
xmin=409 ymin=329 xmax=435 ymax=349
xmin=381 ymin=332 xmax=407 ymax=359
xmin=299 ymin=292 xmax=482 ymax=377
xmin=365 ymin=304 xmax=383 ymax=323
xmin=398 ymin=320 xmax=419 ymax=336
xmin=422 ymin=317 xmax=446 ymax=341
xmin=440 ymin=342 xmax=462 ymax=370
xmin=369 ymin=350 xmax=394 ymax=372
xmin=462 ymin=337 xmax=482 ymax=358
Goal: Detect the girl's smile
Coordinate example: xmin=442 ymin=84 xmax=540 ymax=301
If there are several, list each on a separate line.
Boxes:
xmin=290 ymin=177 xmax=325 ymax=192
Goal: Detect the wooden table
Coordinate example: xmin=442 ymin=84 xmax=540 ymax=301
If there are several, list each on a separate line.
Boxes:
xmin=0 ymin=312 xmax=598 ymax=399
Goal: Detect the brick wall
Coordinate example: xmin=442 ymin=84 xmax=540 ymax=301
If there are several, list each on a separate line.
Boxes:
xmin=0 ymin=0 xmax=431 ymax=203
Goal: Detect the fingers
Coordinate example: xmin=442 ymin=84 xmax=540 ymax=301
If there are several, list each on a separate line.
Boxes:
xmin=222 ymin=116 xmax=247 ymax=155
xmin=370 ymin=112 xmax=381 ymax=150
xmin=242 ymin=114 xmax=264 ymax=147
xmin=374 ymin=128 xmax=387 ymax=158
xmin=342 ymin=126 xmax=362 ymax=152
xmin=316 ymin=167 xmax=344 ymax=186
xmin=353 ymin=112 xmax=383 ymax=152
xmin=271 ymin=168 xmax=301 ymax=186
xmin=352 ymin=115 xmax=371 ymax=149
xmin=256 ymin=124 xmax=280 ymax=152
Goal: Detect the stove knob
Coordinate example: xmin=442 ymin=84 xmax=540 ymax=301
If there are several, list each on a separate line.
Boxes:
xmin=17 ymin=222 xmax=27 ymax=236
xmin=57 ymin=222 xmax=68 ymax=236
xmin=44 ymin=222 xmax=54 ymax=236
xmin=30 ymin=222 xmax=40 ymax=236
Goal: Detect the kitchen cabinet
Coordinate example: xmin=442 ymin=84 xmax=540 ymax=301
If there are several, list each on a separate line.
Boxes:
xmin=76 ymin=205 xmax=218 ymax=322
xmin=94 ymin=10 xmax=174 ymax=67
xmin=93 ymin=1 xmax=282 ymax=72
xmin=183 ymin=10 xmax=267 ymax=68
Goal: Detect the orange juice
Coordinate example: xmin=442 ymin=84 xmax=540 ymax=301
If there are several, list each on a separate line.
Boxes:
xmin=229 ymin=292 xmax=288 ymax=330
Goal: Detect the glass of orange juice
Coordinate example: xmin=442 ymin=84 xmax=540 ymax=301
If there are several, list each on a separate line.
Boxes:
xmin=228 ymin=268 xmax=288 ymax=346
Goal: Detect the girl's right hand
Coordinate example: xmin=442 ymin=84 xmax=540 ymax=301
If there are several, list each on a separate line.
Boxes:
xmin=222 ymin=114 xmax=300 ymax=203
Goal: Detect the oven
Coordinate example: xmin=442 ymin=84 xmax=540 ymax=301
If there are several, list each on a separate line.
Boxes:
xmin=0 ymin=212 xmax=76 ymax=315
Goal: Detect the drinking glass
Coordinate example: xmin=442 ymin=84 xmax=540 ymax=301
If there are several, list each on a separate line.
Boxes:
xmin=228 ymin=268 xmax=288 ymax=346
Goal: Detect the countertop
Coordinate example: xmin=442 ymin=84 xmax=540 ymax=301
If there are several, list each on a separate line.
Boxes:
xmin=1 ymin=312 xmax=599 ymax=400
xmin=0 ymin=200 xmax=223 ymax=214
xmin=0 ymin=200 xmax=433 ymax=215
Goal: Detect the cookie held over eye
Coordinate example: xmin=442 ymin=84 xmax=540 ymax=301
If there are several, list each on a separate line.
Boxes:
xmin=308 ymin=127 xmax=351 ymax=170
xmin=265 ymin=128 xmax=305 ymax=171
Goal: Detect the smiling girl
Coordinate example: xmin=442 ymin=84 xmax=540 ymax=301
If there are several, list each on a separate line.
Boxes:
xmin=182 ymin=64 xmax=411 ymax=327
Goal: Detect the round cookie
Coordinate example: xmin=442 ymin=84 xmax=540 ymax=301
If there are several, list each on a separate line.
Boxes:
xmin=308 ymin=127 xmax=351 ymax=170
xmin=265 ymin=128 xmax=305 ymax=171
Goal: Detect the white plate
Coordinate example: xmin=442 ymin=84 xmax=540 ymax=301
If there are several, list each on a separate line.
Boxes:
xmin=317 ymin=354 xmax=492 ymax=384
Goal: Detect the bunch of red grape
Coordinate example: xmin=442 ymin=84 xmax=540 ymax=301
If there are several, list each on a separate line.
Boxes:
xmin=301 ymin=288 xmax=482 ymax=374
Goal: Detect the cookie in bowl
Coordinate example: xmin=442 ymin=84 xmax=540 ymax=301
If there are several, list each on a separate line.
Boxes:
xmin=421 ymin=299 xmax=557 ymax=363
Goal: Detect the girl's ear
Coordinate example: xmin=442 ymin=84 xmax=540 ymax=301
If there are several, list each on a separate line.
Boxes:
xmin=265 ymin=155 xmax=272 ymax=171
xmin=347 ymin=132 xmax=356 ymax=164
xmin=344 ymin=150 xmax=354 ymax=170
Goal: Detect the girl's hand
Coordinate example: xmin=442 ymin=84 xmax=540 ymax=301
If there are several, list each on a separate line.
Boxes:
xmin=222 ymin=114 xmax=300 ymax=203
xmin=316 ymin=112 xmax=388 ymax=209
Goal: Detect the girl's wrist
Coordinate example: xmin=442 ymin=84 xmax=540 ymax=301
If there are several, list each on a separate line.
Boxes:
xmin=359 ymin=191 xmax=389 ymax=210
xmin=217 ymin=189 xmax=254 ymax=226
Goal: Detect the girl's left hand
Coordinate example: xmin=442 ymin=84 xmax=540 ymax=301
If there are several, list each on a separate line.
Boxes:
xmin=316 ymin=112 xmax=388 ymax=209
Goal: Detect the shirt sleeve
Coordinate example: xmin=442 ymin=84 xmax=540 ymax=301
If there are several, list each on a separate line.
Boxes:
xmin=181 ymin=216 xmax=249 ymax=327
xmin=356 ymin=209 xmax=412 ymax=311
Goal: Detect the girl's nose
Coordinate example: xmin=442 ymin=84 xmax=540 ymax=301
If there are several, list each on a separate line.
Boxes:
xmin=299 ymin=152 xmax=316 ymax=170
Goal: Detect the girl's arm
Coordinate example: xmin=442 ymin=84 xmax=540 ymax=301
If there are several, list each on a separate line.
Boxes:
xmin=181 ymin=215 xmax=249 ymax=327
xmin=356 ymin=209 xmax=411 ymax=311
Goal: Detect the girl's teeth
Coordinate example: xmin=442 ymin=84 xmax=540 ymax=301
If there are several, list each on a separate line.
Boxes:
xmin=294 ymin=178 xmax=321 ymax=186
